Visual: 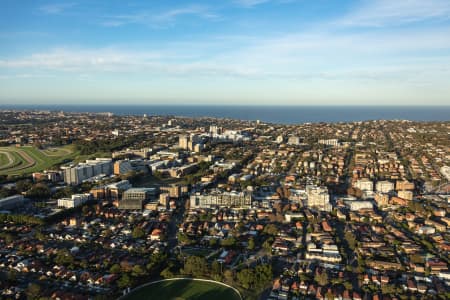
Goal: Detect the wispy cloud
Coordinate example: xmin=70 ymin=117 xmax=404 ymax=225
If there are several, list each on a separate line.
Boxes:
xmin=101 ymin=5 xmax=218 ymax=28
xmin=0 ymin=47 xmax=259 ymax=77
xmin=0 ymin=48 xmax=160 ymax=71
xmin=234 ymin=0 xmax=270 ymax=8
xmin=2 ymin=24 xmax=450 ymax=82
xmin=39 ymin=2 xmax=77 ymax=15
xmin=3 ymin=1 xmax=450 ymax=86
xmin=156 ymin=6 xmax=218 ymax=22
xmin=234 ymin=0 xmax=295 ymax=8
xmin=339 ymin=0 xmax=450 ymax=27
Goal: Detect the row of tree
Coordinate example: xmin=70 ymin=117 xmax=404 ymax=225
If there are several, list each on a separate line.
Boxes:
xmin=0 ymin=213 xmax=44 ymax=225
xmin=160 ymin=254 xmax=273 ymax=298
xmin=74 ymin=134 xmax=147 ymax=155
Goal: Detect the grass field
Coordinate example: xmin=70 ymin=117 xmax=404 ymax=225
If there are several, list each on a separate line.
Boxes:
xmin=0 ymin=145 xmax=78 ymax=176
xmin=0 ymin=152 xmax=13 ymax=167
xmin=123 ymin=279 xmax=241 ymax=300
xmin=40 ymin=147 xmax=73 ymax=156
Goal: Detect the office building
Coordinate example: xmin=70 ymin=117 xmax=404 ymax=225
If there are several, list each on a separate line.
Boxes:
xmin=119 ymin=188 xmax=158 ymax=210
xmin=113 ymin=160 xmax=133 ymax=175
xmin=106 ymin=180 xmax=132 ymax=200
xmin=160 ymin=184 xmax=188 ymax=198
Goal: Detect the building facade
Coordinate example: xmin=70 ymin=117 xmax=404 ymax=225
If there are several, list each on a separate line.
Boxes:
xmin=354 ymin=178 xmax=374 ymax=191
xmin=119 ymin=188 xmax=158 ymax=210
xmin=376 ymin=181 xmax=395 ymax=193
xmin=63 ymin=158 xmax=113 ymax=185
xmin=190 ymin=191 xmax=252 ymax=208
xmin=58 ymin=194 xmax=90 ymax=209
xmin=305 ymin=185 xmax=332 ymax=211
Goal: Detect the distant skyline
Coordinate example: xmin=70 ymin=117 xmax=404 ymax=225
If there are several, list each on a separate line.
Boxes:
xmin=1 ymin=0 xmax=450 ymax=105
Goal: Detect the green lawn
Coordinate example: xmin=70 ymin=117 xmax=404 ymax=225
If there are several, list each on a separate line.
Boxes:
xmin=0 ymin=145 xmax=78 ymax=175
xmin=0 ymin=150 xmax=26 ymax=171
xmin=40 ymin=147 xmax=73 ymax=156
xmin=123 ymin=279 xmax=241 ymax=300
xmin=0 ymin=152 xmax=12 ymax=167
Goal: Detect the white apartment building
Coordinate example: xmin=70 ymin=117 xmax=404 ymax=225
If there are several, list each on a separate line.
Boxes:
xmin=58 ymin=193 xmax=90 ymax=209
xmin=376 ymin=180 xmax=395 ymax=193
xmin=345 ymin=200 xmax=374 ymax=211
xmin=318 ymin=139 xmax=339 ymax=147
xmin=63 ymin=158 xmax=113 ymax=185
xmin=306 ymin=185 xmax=332 ymax=212
xmin=354 ymin=178 xmax=374 ymax=191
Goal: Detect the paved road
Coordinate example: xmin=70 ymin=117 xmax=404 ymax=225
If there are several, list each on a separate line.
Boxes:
xmin=167 ymin=198 xmax=186 ymax=250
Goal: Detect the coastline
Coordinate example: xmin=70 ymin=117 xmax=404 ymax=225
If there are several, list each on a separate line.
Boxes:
xmin=1 ymin=105 xmax=449 ymax=124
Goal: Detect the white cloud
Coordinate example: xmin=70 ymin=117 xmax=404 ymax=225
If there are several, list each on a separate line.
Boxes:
xmin=0 ymin=48 xmax=159 ymax=71
xmin=2 ymin=13 xmax=450 ymax=84
xmin=0 ymin=47 xmax=260 ymax=78
xmin=201 ymin=26 xmax=450 ymax=79
xmin=339 ymin=0 xmax=450 ymax=27
xmin=101 ymin=5 xmax=218 ymax=27
xmin=39 ymin=2 xmax=77 ymax=14
xmin=155 ymin=6 xmax=218 ymax=22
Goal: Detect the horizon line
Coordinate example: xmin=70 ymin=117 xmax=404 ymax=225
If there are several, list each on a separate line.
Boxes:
xmin=1 ymin=104 xmax=450 ymax=108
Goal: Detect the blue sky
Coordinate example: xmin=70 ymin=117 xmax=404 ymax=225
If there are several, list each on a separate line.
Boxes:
xmin=0 ymin=0 xmax=450 ymax=105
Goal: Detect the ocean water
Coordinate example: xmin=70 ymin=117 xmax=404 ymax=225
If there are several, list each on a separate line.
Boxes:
xmin=1 ymin=105 xmax=449 ymax=124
